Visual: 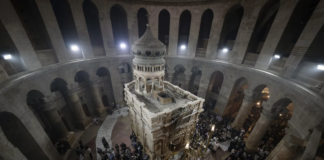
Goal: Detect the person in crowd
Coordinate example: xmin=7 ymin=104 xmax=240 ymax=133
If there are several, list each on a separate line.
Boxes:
xmin=85 ymin=146 xmax=93 ymax=160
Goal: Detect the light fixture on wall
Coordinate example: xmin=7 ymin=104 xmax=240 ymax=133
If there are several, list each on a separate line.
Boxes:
xmin=274 ymin=54 xmax=280 ymax=59
xmin=70 ymin=45 xmax=80 ymax=51
xmin=3 ymin=54 xmax=12 ymax=60
xmin=317 ymin=65 xmax=324 ymax=70
xmin=222 ymin=48 xmax=229 ymax=53
xmin=180 ymin=45 xmax=186 ymax=50
xmin=120 ymin=43 xmax=126 ymax=49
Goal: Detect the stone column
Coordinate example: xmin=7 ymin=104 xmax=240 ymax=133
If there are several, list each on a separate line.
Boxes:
xmin=168 ymin=13 xmax=180 ymax=56
xmin=0 ymin=0 xmax=42 ymax=71
xmin=68 ymin=0 xmax=94 ymax=59
xmin=266 ymin=134 xmax=303 ymax=160
xmin=197 ymin=73 xmax=209 ymax=99
xmin=90 ymin=83 xmax=107 ymax=117
xmin=280 ymin=0 xmax=324 ymax=78
xmin=230 ymin=5 xmax=260 ymax=64
xmin=42 ymin=101 xmax=75 ymax=148
xmin=245 ymin=109 xmax=277 ymax=152
xmin=67 ymin=91 xmax=91 ymax=129
xmin=232 ymin=92 xmax=254 ymax=129
xmin=0 ymin=65 xmax=9 ymax=84
xmin=255 ymin=0 xmax=298 ymax=70
xmin=35 ymin=0 xmax=70 ymax=63
xmin=300 ymin=126 xmax=324 ymax=160
xmin=187 ymin=12 xmax=202 ymax=58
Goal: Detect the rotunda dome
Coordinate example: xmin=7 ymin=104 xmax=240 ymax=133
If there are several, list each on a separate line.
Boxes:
xmin=131 ymin=24 xmax=166 ymax=59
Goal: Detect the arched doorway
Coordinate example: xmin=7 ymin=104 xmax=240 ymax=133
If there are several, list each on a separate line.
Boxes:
xmin=205 ymin=71 xmax=224 ymax=110
xmin=158 ymin=9 xmax=170 ymax=46
xmin=196 ymin=9 xmax=214 ymax=57
xmin=75 ymin=70 xmax=90 ymax=87
xmin=137 ymin=8 xmax=148 ymax=37
xmin=178 ymin=10 xmax=191 ymax=54
xmin=223 ymin=77 xmax=248 ymax=119
xmin=96 ymin=67 xmax=115 ymax=106
xmin=0 ymin=112 xmax=49 ymax=160
xmin=27 ymin=90 xmax=56 ymax=141
xmin=172 ymin=65 xmax=186 ymax=88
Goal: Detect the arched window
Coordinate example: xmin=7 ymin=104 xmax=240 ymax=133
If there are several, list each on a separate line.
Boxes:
xmin=218 ymin=5 xmax=244 ymax=51
xmin=83 ymin=0 xmax=104 ymax=47
xmin=51 ymin=0 xmax=79 ymax=48
xmin=137 ymin=8 xmax=148 ymax=37
xmin=196 ymin=9 xmax=214 ymax=57
xmin=158 ymin=9 xmax=170 ymax=46
xmin=178 ymin=10 xmax=191 ymax=53
xmin=110 ymin=5 xmax=129 ymax=47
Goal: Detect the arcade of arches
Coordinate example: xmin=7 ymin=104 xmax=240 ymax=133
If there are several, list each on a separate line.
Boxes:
xmin=0 ymin=0 xmax=324 ymax=160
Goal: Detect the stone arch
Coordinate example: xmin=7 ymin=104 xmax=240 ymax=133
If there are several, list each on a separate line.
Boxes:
xmin=110 ymin=4 xmax=129 ymax=46
xmin=196 ymin=9 xmax=214 ymax=57
xmin=83 ymin=0 xmax=104 ymax=48
xmin=74 ymin=70 xmax=90 ymax=84
xmin=217 ymin=4 xmax=244 ymax=51
xmin=0 ymin=112 xmax=49 ymax=160
xmin=223 ymin=77 xmax=248 ymax=118
xmin=178 ymin=10 xmax=191 ymax=53
xmin=96 ymin=67 xmax=115 ymax=105
xmin=158 ymin=9 xmax=170 ymax=46
xmin=50 ymin=78 xmax=68 ymax=95
xmin=173 ymin=64 xmax=186 ymax=87
xmin=137 ymin=8 xmax=148 ymax=37
xmin=205 ymin=70 xmax=224 ymax=110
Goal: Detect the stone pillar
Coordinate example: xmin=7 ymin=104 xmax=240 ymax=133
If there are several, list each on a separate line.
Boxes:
xmin=168 ymin=13 xmax=180 ymax=56
xmin=68 ymin=0 xmax=94 ymax=59
xmin=197 ymin=73 xmax=209 ymax=99
xmin=96 ymin=1 xmax=116 ymax=56
xmin=255 ymin=0 xmax=298 ymax=70
xmin=35 ymin=0 xmax=70 ymax=63
xmin=281 ymin=0 xmax=324 ymax=78
xmin=0 ymin=0 xmax=42 ymax=71
xmin=300 ymin=126 xmax=324 ymax=160
xmin=266 ymin=134 xmax=303 ymax=160
xmin=90 ymin=83 xmax=107 ymax=117
xmin=42 ymin=101 xmax=75 ymax=148
xmin=245 ymin=109 xmax=277 ymax=152
xmin=148 ymin=9 xmax=159 ymax=38
xmin=230 ymin=5 xmax=260 ymax=64
xmin=67 ymin=91 xmax=91 ymax=129
xmin=187 ymin=12 xmax=202 ymax=58
xmin=232 ymin=92 xmax=254 ymax=129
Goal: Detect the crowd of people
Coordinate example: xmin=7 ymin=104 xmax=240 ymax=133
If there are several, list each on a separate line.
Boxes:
xmin=189 ymin=108 xmax=291 ymax=160
xmin=95 ymin=132 xmax=149 ymax=160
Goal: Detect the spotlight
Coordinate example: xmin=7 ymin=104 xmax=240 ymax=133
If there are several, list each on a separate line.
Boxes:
xmin=70 ymin=45 xmax=79 ymax=51
xmin=267 ymin=95 xmax=270 ymax=98
xmin=222 ymin=48 xmax=229 ymax=53
xmin=3 ymin=54 xmax=12 ymax=60
xmin=279 ymin=114 xmax=282 ymax=116
xmin=180 ymin=45 xmax=186 ymax=50
xmin=257 ymin=102 xmax=260 ymax=105
xmin=274 ymin=55 xmax=280 ymax=59
xmin=120 ymin=43 xmax=126 ymax=49
xmin=317 ymin=65 xmax=324 ymax=70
